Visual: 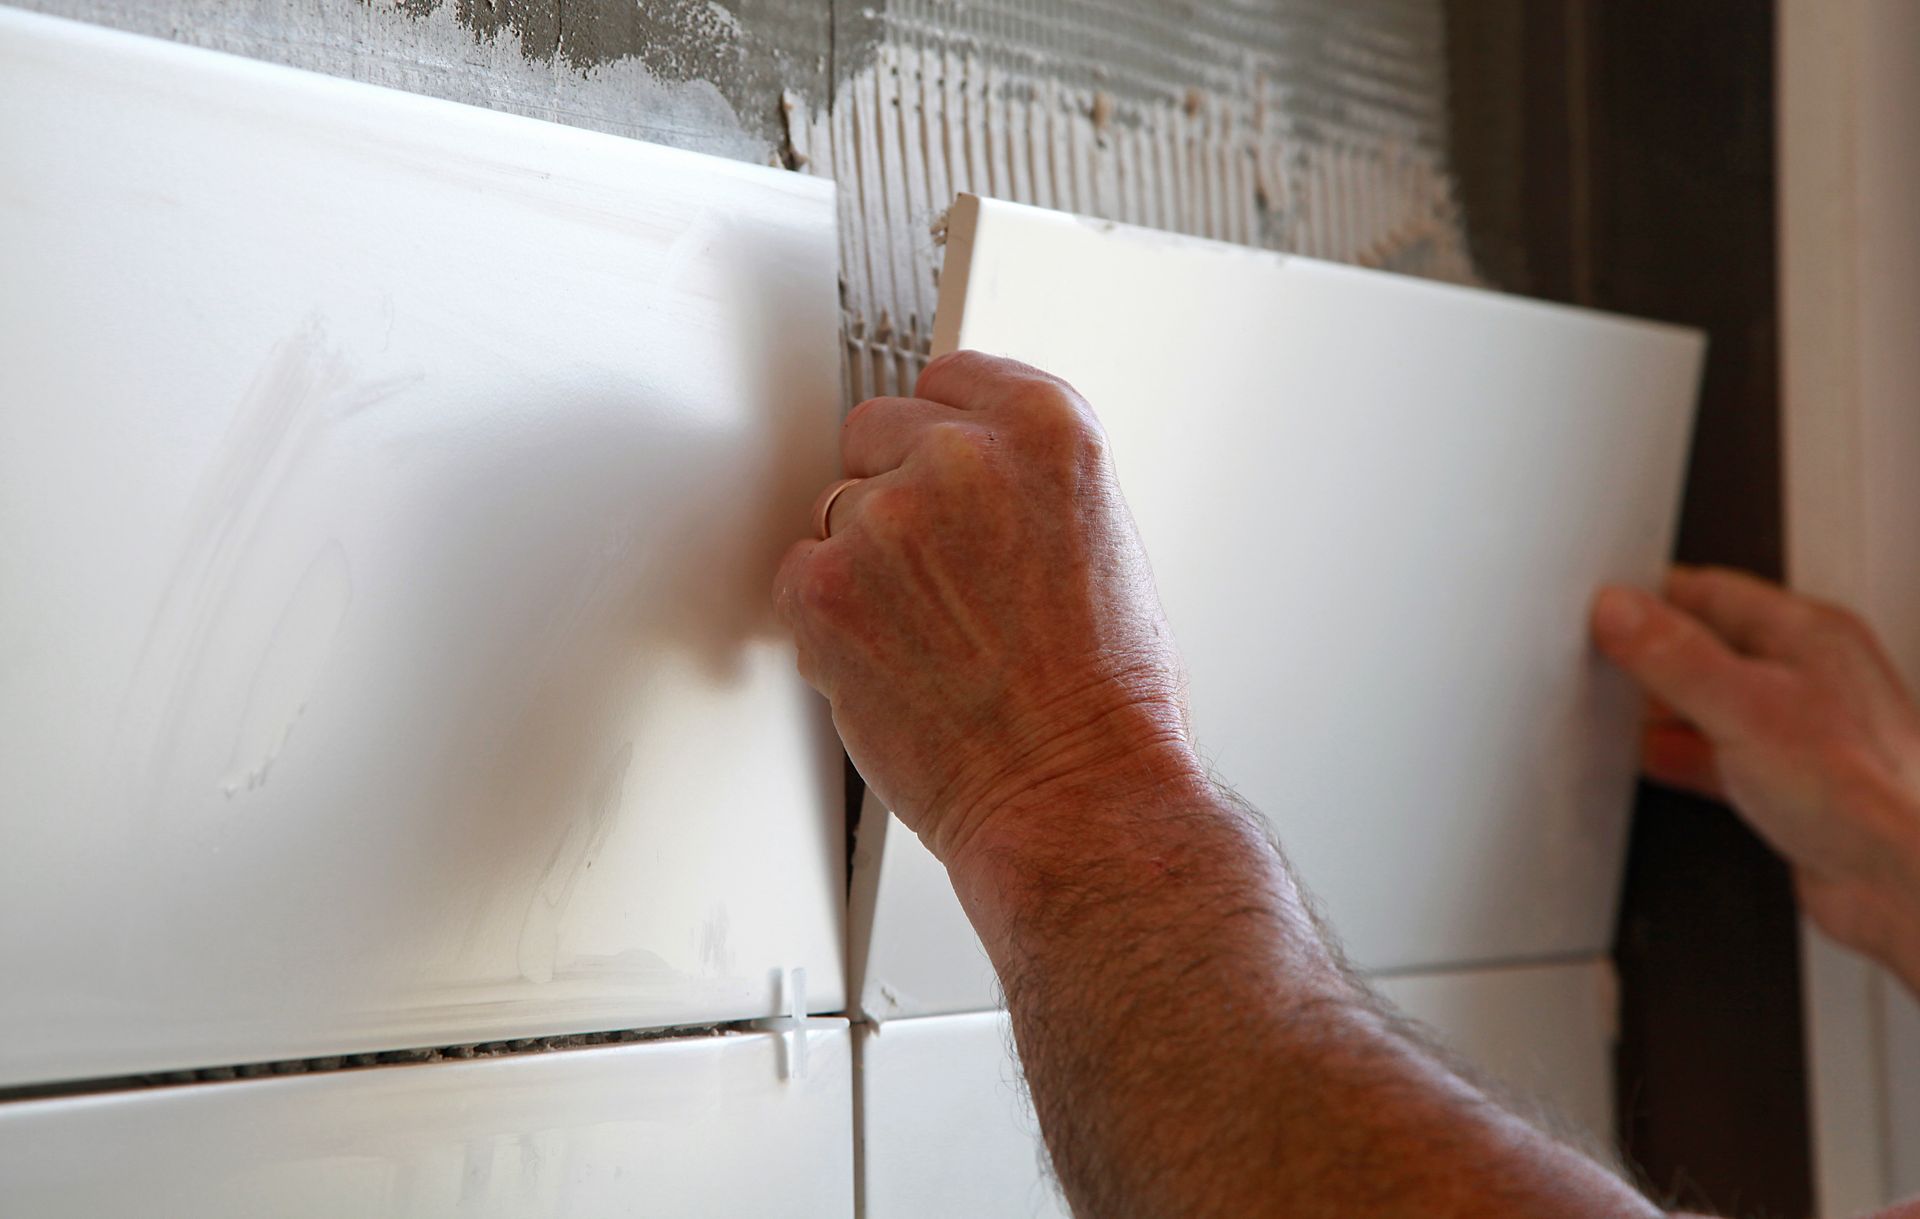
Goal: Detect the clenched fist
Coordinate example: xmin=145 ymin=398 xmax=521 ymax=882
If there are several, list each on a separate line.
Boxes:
xmin=773 ymin=351 xmax=1204 ymax=867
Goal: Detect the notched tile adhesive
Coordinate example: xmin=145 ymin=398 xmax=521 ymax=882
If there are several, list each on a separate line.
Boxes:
xmin=23 ymin=0 xmax=1475 ymax=410
xmin=12 ymin=0 xmax=827 ymax=161
xmin=794 ymin=0 xmax=1480 ymax=403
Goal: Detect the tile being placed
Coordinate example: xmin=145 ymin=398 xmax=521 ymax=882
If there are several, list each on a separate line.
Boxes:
xmin=1373 ymin=957 xmax=1618 ymax=1148
xmin=857 ymin=1010 xmax=1068 ymax=1219
xmin=0 ymin=1025 xmax=853 ymax=1219
xmin=848 ymin=193 xmax=1702 ymax=1016
xmin=0 ymin=9 xmax=843 ymax=1085
xmin=849 ymin=791 xmax=998 ymax=1021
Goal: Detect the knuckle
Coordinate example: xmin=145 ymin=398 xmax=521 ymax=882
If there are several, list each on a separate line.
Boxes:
xmin=794 ymin=548 xmax=853 ymax=619
xmin=1817 ymin=602 xmax=1872 ymax=642
xmin=1005 ymin=377 xmax=1076 ymax=420
xmin=1009 ymin=382 xmax=1104 ymax=456
xmin=857 ymin=483 xmax=919 ymax=540
xmin=934 ymin=348 xmax=989 ymax=375
xmin=922 ymin=349 xmax=975 ymax=377
xmin=1750 ymin=609 xmax=1803 ymax=652
xmin=916 ymin=349 xmax=991 ymax=399
xmin=791 ymin=644 xmax=821 ymax=687
xmin=1636 ymin=611 xmax=1705 ymax=666
xmin=922 ymin=420 xmax=993 ymax=467
xmin=841 ymin=396 xmax=887 ymax=435
xmin=1688 ymin=567 xmax=1743 ymax=606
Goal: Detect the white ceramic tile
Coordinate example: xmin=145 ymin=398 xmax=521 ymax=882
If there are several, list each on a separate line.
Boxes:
xmin=855 ymin=970 xmax=1613 ymax=1219
xmin=0 ymin=1024 xmax=853 ymax=1218
xmin=849 ymin=791 xmax=998 ymax=1021
xmin=849 ymin=193 xmax=1702 ymax=1015
xmin=0 ymin=9 xmax=844 ymax=1085
xmin=1372 ymin=958 xmax=1618 ymax=1149
xmin=1882 ymin=979 xmax=1920 ymax=1196
xmin=857 ymin=1011 xmax=1067 ymax=1219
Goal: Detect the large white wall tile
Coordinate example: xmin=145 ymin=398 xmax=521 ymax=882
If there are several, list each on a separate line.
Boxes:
xmin=855 ymin=966 xmax=1615 ymax=1219
xmin=1373 ymin=958 xmax=1618 ymax=1149
xmin=857 ymin=1011 xmax=1067 ymax=1219
xmin=851 ymin=194 xmax=1701 ymax=1015
xmin=0 ymin=9 xmax=844 ymax=1085
xmin=0 ymin=1026 xmax=853 ymax=1218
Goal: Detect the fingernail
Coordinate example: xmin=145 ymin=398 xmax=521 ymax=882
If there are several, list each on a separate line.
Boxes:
xmin=1593 ymin=586 xmax=1648 ymax=644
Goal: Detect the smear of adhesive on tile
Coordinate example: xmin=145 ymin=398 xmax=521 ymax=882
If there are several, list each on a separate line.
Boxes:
xmin=117 ymin=320 xmax=413 ymax=796
xmin=517 ymin=739 xmax=633 ymax=984
xmin=220 ymin=541 xmax=353 ymax=797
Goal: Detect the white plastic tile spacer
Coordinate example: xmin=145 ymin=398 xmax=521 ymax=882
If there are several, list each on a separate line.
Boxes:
xmin=750 ymin=966 xmax=834 ymax=1080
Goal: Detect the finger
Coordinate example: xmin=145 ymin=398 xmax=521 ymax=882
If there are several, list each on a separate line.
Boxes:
xmin=916 ymin=348 xmax=1061 ymax=411
xmin=1591 ymin=584 xmax=1773 ymax=743
xmin=772 ymin=538 xmax=820 ymax=628
xmin=1664 ymin=565 xmax=1818 ymax=660
xmin=808 ymin=478 xmax=864 ymax=542
xmin=812 ymin=470 xmax=898 ymax=540
xmin=1670 ymin=566 xmax=1919 ymax=721
xmin=1641 ymin=721 xmax=1726 ymax=800
xmin=772 ymin=538 xmax=843 ymax=697
xmin=1644 ymin=697 xmax=1684 ymax=726
xmin=842 ymin=396 xmax=969 ymax=476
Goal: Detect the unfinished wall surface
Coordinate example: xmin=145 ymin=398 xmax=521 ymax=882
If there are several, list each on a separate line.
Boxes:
xmin=808 ymin=0 xmax=1477 ymax=398
xmin=12 ymin=0 xmax=1477 ymax=405
xmin=3 ymin=0 xmax=827 ymax=162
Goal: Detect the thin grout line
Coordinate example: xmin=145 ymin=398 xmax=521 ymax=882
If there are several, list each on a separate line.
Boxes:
xmin=0 ymin=1016 xmax=842 ymax=1106
xmin=1363 ymin=947 xmax=1611 ymax=982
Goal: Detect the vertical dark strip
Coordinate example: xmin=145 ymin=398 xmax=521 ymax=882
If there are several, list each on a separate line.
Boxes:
xmin=1446 ymin=0 xmax=1811 ymax=1210
xmin=1584 ymin=5 xmax=1809 ymax=1210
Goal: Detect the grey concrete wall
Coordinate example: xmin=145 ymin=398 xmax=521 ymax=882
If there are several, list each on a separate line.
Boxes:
xmin=7 ymin=0 xmax=827 ymax=162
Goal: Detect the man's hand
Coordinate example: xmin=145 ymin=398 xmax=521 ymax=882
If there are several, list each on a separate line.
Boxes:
xmin=773 ymin=350 xmax=1204 ymax=867
xmin=1592 ymin=568 xmax=1920 ymax=994
xmin=778 ymin=351 xmax=1670 ymax=1219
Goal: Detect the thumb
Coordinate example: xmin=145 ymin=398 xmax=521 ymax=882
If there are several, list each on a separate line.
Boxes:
xmin=1591 ymin=584 xmax=1769 ymax=746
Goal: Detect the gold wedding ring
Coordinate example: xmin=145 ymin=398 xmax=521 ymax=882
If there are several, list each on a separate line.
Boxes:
xmin=814 ymin=478 xmax=864 ymax=540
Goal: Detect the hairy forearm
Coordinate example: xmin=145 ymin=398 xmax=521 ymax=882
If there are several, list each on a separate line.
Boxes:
xmin=948 ymin=762 xmax=1663 ymax=1219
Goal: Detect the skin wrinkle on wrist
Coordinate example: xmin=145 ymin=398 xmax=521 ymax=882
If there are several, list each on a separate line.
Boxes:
xmin=927 ymin=719 xmax=1210 ymax=872
xmin=958 ymin=782 xmax=1346 ymax=993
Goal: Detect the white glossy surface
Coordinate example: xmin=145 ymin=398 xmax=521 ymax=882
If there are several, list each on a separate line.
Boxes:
xmin=1374 ymin=959 xmax=1618 ymax=1149
xmin=849 ymin=791 xmax=996 ymax=1021
xmin=0 ymin=1026 xmax=854 ymax=1218
xmin=858 ymin=193 xmax=1701 ymax=1007
xmin=0 ymin=9 xmax=844 ymax=1086
xmin=855 ymin=967 xmax=1616 ymax=1218
xmin=857 ymin=1011 xmax=1068 ymax=1219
